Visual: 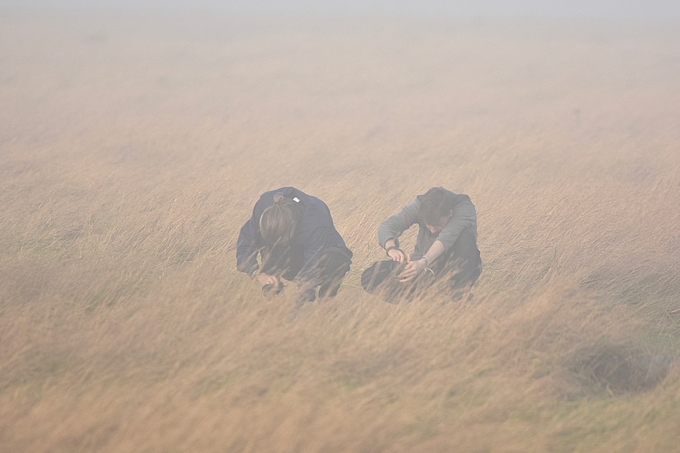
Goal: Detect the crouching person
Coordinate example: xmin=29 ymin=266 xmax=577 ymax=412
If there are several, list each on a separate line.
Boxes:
xmin=361 ymin=187 xmax=482 ymax=303
xmin=237 ymin=187 xmax=352 ymax=304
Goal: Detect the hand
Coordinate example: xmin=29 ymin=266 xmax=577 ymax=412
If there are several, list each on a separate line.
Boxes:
xmin=256 ymin=272 xmax=280 ymax=287
xmin=398 ymin=258 xmax=427 ymax=282
xmin=387 ymin=247 xmax=408 ymax=263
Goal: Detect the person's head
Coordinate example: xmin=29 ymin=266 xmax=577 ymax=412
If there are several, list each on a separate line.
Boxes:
xmin=419 ymin=187 xmax=454 ymax=234
xmin=259 ymin=193 xmax=298 ymax=247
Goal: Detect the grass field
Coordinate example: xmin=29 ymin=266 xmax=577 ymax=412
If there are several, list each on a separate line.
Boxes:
xmin=1 ymin=11 xmax=680 ymax=452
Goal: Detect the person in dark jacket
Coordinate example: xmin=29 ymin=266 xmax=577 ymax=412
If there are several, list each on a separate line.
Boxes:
xmin=361 ymin=187 xmax=482 ymax=302
xmin=237 ymin=187 xmax=352 ymax=303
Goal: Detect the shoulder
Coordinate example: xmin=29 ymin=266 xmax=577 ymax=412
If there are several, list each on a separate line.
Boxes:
xmin=289 ymin=188 xmax=324 ymax=206
xmin=441 ymin=189 xmax=473 ymax=206
xmin=258 ymin=187 xmax=295 ymax=202
xmin=285 ymin=190 xmax=331 ymax=229
xmin=254 ymin=186 xmax=302 ymax=208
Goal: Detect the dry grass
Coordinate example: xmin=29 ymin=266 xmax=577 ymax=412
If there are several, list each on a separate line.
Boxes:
xmin=1 ymin=11 xmax=680 ymax=452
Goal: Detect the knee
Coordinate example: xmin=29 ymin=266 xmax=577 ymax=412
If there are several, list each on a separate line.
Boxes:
xmin=320 ymin=251 xmax=352 ymax=279
xmin=452 ymin=229 xmax=480 ymax=260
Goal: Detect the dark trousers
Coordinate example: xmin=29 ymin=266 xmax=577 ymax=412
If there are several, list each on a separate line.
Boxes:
xmin=261 ymin=246 xmax=351 ymax=300
xmin=361 ymin=227 xmax=482 ymax=303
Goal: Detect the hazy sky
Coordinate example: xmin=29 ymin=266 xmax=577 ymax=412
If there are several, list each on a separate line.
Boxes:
xmin=2 ymin=0 xmax=679 ymax=20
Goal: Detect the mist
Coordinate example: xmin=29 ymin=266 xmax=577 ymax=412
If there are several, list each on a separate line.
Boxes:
xmin=2 ymin=0 xmax=679 ymax=450
xmin=2 ymin=0 xmax=680 ymax=21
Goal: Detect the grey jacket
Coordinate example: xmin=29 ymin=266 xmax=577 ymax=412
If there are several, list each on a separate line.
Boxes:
xmin=378 ymin=189 xmax=478 ymax=257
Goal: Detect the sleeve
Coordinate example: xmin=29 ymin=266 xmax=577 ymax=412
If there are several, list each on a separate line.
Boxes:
xmin=436 ymin=197 xmax=477 ymax=251
xmin=236 ymin=203 xmax=264 ymax=277
xmin=377 ymin=198 xmax=421 ymax=248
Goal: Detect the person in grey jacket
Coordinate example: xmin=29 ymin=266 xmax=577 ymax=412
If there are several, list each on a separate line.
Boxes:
xmin=361 ymin=187 xmax=482 ymax=302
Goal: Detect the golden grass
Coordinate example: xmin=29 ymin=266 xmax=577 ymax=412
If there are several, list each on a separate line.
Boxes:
xmin=1 ymin=11 xmax=679 ymax=452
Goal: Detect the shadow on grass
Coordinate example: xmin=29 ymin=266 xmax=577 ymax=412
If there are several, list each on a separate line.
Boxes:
xmin=565 ymin=342 xmax=674 ymax=397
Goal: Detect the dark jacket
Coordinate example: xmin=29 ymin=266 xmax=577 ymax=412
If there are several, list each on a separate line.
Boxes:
xmin=237 ymin=187 xmax=352 ymax=294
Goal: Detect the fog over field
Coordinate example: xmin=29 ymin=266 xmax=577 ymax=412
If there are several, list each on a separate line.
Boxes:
xmin=3 ymin=0 xmax=680 ymax=19
xmin=1 ymin=3 xmax=679 ymax=453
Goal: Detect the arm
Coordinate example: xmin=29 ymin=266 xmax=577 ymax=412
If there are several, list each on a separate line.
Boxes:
xmin=383 ymin=238 xmax=408 ymax=263
xmin=236 ymin=214 xmax=261 ymax=277
xmin=236 ymin=195 xmax=271 ymax=277
xmin=378 ymin=198 xmax=420 ymax=250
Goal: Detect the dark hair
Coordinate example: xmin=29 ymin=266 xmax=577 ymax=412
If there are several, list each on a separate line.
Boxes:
xmin=259 ymin=193 xmax=297 ymax=246
xmin=419 ymin=187 xmax=453 ymax=225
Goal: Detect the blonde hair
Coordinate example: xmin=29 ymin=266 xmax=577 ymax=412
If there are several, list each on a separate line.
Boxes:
xmin=259 ymin=193 xmax=297 ymax=246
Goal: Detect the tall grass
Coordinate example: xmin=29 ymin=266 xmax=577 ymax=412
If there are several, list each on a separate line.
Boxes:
xmin=1 ymin=11 xmax=679 ymax=452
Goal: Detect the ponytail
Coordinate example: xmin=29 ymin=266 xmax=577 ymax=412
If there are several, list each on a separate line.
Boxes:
xmin=259 ymin=193 xmax=297 ymax=246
